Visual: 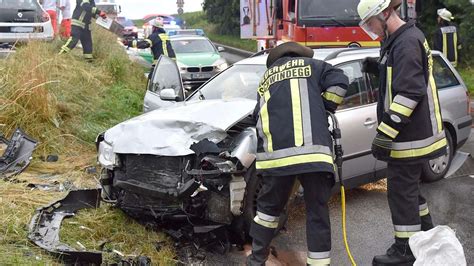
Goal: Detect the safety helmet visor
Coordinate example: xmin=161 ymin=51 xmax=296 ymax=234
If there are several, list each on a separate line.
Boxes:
xmin=359 ymin=16 xmax=381 ymax=40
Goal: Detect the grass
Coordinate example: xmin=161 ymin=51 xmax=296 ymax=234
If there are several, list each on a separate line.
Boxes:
xmin=0 ymin=25 xmax=175 ymax=264
xmin=177 ymin=11 xmax=257 ymax=52
xmin=458 ymin=66 xmax=474 ymax=95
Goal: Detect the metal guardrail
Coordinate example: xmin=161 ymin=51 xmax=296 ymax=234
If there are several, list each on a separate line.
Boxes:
xmin=213 ymin=42 xmax=254 ymax=58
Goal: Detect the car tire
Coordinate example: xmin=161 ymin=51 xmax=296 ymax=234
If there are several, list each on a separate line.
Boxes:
xmin=242 ymin=163 xmax=288 ymax=241
xmin=421 ymin=130 xmax=454 ymax=183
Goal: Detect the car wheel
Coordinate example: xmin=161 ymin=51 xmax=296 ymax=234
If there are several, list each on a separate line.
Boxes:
xmin=242 ymin=163 xmax=288 ymax=241
xmin=421 ymin=130 xmax=454 ymax=182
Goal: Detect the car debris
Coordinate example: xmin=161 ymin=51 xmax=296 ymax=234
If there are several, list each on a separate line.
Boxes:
xmin=0 ymin=128 xmax=37 ymax=179
xmin=28 ymin=189 xmax=151 ymax=265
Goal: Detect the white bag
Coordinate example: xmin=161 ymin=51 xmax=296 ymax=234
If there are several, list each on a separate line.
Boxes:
xmin=409 ymin=225 xmax=467 ymax=266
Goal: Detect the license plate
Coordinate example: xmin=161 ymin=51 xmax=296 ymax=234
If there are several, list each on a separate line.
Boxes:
xmin=191 ymin=73 xmax=212 ymax=79
xmin=11 ymin=27 xmax=34 ymax=33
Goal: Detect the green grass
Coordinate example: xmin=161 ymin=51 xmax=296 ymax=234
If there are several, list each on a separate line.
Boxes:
xmin=458 ymin=66 xmax=474 ymax=95
xmin=177 ymin=11 xmax=257 ymax=52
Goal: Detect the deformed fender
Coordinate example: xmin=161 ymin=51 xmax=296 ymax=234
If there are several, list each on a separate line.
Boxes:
xmin=231 ymin=127 xmax=257 ymax=168
xmin=28 ymin=189 xmax=103 ymax=264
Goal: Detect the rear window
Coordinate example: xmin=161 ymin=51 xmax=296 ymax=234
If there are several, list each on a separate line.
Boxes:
xmin=433 ymin=55 xmax=460 ymax=89
xmin=0 ymin=0 xmax=39 ymax=9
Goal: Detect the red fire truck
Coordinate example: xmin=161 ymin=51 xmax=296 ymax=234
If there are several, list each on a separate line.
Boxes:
xmin=240 ymin=0 xmax=418 ymax=50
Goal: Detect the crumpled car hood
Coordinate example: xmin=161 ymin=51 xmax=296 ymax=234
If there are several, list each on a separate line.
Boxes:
xmin=104 ymin=99 xmax=256 ymax=156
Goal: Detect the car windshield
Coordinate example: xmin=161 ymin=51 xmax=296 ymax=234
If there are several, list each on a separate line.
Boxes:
xmin=122 ymin=20 xmax=134 ymax=27
xmin=0 ymin=0 xmax=38 ymax=9
xmin=171 ymin=39 xmax=215 ymax=53
xmin=298 ymin=0 xmax=360 ymax=25
xmin=188 ymin=64 xmax=267 ymax=101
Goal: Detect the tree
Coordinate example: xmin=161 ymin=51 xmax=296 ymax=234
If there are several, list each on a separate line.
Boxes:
xmin=203 ymin=0 xmax=240 ymax=35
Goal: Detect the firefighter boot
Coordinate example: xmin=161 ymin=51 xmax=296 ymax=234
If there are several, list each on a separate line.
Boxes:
xmin=246 ymin=238 xmax=270 ymax=266
xmin=372 ymin=238 xmax=415 ymax=266
xmin=421 ymin=213 xmax=434 ymax=231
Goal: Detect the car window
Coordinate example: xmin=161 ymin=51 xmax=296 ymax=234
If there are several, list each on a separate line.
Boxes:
xmin=171 ymin=39 xmax=215 ymax=53
xmin=149 ymin=56 xmax=184 ymax=99
xmin=433 ymin=55 xmax=460 ymax=89
xmin=336 ymin=61 xmax=370 ymax=110
xmin=187 ymin=64 xmax=267 ymax=101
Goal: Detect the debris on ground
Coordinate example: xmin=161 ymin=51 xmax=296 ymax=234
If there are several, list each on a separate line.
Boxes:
xmin=0 ymin=128 xmax=37 ymax=179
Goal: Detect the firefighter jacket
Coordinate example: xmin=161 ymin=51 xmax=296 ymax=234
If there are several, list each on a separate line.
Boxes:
xmin=255 ymin=56 xmax=349 ymax=177
xmin=434 ymin=22 xmax=460 ymax=67
xmin=131 ymin=28 xmax=176 ymax=62
xmin=377 ymin=21 xmax=447 ymax=164
xmin=72 ymin=0 xmax=100 ymax=30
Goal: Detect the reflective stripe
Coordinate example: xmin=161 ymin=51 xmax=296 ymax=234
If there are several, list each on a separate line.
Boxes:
xmin=392 ymin=131 xmax=445 ymax=150
xmin=426 ymin=79 xmax=438 ymax=135
xmin=260 ymin=91 xmax=273 ymax=152
xmin=79 ymin=11 xmax=86 ymax=22
xmin=326 ymin=86 xmax=346 ymax=97
xmin=84 ymin=54 xmax=93 ymax=59
xmin=159 ymin=33 xmax=169 ymax=56
xmin=419 ymin=203 xmax=428 ymax=211
xmin=81 ymin=0 xmax=90 ymax=6
xmin=442 ymin=32 xmax=448 ymax=58
xmin=256 ymin=153 xmax=333 ymax=170
xmin=307 ymin=257 xmax=331 ymax=265
xmin=420 ymin=207 xmax=430 ymax=216
xmin=453 ymin=32 xmax=458 ymax=66
xmin=257 ymin=211 xmax=279 ymax=222
xmin=299 ymin=79 xmax=313 ymax=145
xmin=254 ymin=216 xmax=278 ymax=228
xmin=429 ymin=75 xmax=443 ymax=133
xmin=290 ymin=79 xmax=303 ymax=146
xmin=92 ymin=7 xmax=97 ymax=14
xmin=394 ymin=224 xmax=421 ymax=231
xmin=393 ymin=94 xmax=418 ymax=109
xmin=391 ymin=138 xmax=447 ymax=158
xmin=257 ymin=145 xmax=332 ymax=161
xmin=385 ymin=67 xmax=393 ymax=112
xmin=390 ymin=102 xmax=414 ymax=117
xmin=145 ymin=39 xmax=153 ymax=46
xmin=72 ymin=19 xmax=85 ymax=28
xmin=132 ymin=40 xmax=138 ymax=48
xmin=378 ymin=122 xmax=399 ymax=139
xmin=395 ymin=231 xmax=418 ymax=238
xmin=308 ymin=251 xmax=330 ymax=259
xmin=322 ymin=91 xmax=343 ymax=104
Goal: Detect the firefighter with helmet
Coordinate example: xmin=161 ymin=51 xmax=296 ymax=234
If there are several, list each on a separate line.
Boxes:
xmin=246 ymin=42 xmax=349 ymax=265
xmin=59 ymin=0 xmax=107 ymax=60
xmin=358 ymin=0 xmax=446 ymax=264
xmin=126 ymin=17 xmax=176 ymax=79
xmin=434 ymin=8 xmax=460 ymax=67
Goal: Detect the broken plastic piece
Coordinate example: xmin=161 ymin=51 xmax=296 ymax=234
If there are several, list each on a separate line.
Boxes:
xmin=0 ymin=128 xmax=37 ymax=178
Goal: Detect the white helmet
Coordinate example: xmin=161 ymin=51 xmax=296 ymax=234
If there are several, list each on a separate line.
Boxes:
xmin=437 ymin=8 xmax=454 ymax=22
xmin=357 ymin=0 xmax=391 ymax=40
xmin=149 ymin=17 xmax=164 ymax=28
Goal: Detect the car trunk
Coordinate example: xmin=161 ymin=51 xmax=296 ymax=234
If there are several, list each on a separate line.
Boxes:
xmin=0 ymin=7 xmax=42 ymax=23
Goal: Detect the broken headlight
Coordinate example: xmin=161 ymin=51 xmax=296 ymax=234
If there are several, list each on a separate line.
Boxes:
xmin=98 ymin=141 xmax=118 ymax=169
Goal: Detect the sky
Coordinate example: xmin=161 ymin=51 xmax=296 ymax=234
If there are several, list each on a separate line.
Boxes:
xmin=117 ymin=0 xmax=205 ymax=19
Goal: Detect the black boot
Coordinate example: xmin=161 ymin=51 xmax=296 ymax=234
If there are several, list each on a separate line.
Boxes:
xmin=373 ymin=238 xmax=415 ymax=266
xmin=421 ymin=213 xmax=434 ymax=231
xmin=246 ymin=239 xmax=270 ymax=266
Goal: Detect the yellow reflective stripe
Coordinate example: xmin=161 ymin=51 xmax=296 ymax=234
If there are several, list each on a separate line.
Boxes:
xmin=291 ymin=79 xmax=303 ymax=147
xmin=453 ymin=32 xmax=458 ymax=66
xmin=79 ymin=11 xmax=86 ymax=22
xmin=387 ymin=67 xmax=392 ymax=105
xmin=145 ymin=39 xmax=153 ymax=46
xmin=253 ymin=216 xmax=278 ymax=228
xmin=159 ymin=34 xmax=169 ymax=57
xmin=256 ymin=153 xmax=333 ymax=170
xmin=390 ymin=102 xmax=413 ymax=117
xmin=72 ymin=19 xmax=85 ymax=28
xmin=442 ymin=33 xmax=447 ymax=58
xmin=378 ymin=122 xmax=399 ymax=139
xmin=92 ymin=7 xmax=97 ymax=14
xmin=322 ymin=91 xmax=343 ymax=104
xmin=391 ymin=138 xmax=447 ymax=158
xmin=419 ymin=207 xmax=430 ymax=216
xmin=307 ymin=257 xmax=331 ymax=265
xmin=261 ymin=91 xmax=273 ymax=152
xmin=429 ymin=75 xmax=443 ymax=133
xmin=395 ymin=231 xmax=418 ymax=238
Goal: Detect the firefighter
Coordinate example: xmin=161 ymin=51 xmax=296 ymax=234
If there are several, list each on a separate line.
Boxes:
xmin=434 ymin=8 xmax=460 ymax=67
xmin=358 ymin=0 xmax=446 ymax=264
xmin=247 ymin=42 xmax=349 ymax=266
xmin=126 ymin=18 xmax=176 ymax=79
xmin=59 ymin=0 xmax=107 ymax=60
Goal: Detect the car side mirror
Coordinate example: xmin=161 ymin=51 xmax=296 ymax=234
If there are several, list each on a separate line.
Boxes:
xmin=160 ymin=88 xmax=179 ymax=101
xmin=217 ymin=46 xmax=225 ymax=52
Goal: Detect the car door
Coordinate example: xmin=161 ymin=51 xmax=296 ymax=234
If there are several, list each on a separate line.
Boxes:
xmin=143 ymin=55 xmax=185 ymax=112
xmin=335 ymin=60 xmax=379 ymax=185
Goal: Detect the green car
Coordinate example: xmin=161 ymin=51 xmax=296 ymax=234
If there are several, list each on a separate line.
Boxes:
xmin=138 ymin=35 xmax=228 ymax=90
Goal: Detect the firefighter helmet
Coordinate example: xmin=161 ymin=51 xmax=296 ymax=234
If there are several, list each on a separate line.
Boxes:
xmin=357 ymin=0 xmax=391 ymax=21
xmin=437 ymin=8 xmax=454 ymax=22
xmin=266 ymin=42 xmax=314 ymax=68
xmin=149 ymin=17 xmax=164 ymax=28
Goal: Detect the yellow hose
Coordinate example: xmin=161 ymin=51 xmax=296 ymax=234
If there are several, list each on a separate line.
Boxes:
xmin=341 ymin=185 xmax=357 ymax=266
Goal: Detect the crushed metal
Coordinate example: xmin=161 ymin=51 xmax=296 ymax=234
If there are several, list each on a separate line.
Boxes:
xmin=0 ymin=128 xmax=37 ymax=179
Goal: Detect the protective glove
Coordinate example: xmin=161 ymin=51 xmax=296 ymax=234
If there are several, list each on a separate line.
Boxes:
xmin=99 ymin=11 xmax=107 ymax=19
xmin=371 ymin=133 xmax=393 ymax=161
xmin=362 ymin=57 xmax=380 ymax=75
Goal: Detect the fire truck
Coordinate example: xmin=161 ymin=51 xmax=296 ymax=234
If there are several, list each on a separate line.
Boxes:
xmin=240 ymin=0 xmax=419 ymax=50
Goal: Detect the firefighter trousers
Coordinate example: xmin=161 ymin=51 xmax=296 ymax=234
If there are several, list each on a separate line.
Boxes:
xmin=387 ymin=163 xmax=434 ymax=240
xmin=248 ymin=172 xmax=334 ymax=266
xmin=60 ymin=25 xmax=93 ymax=60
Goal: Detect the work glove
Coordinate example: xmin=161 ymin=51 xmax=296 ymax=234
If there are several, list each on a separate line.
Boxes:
xmin=99 ymin=11 xmax=107 ymax=19
xmin=371 ymin=133 xmax=393 ymax=161
xmin=362 ymin=57 xmax=380 ymax=75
